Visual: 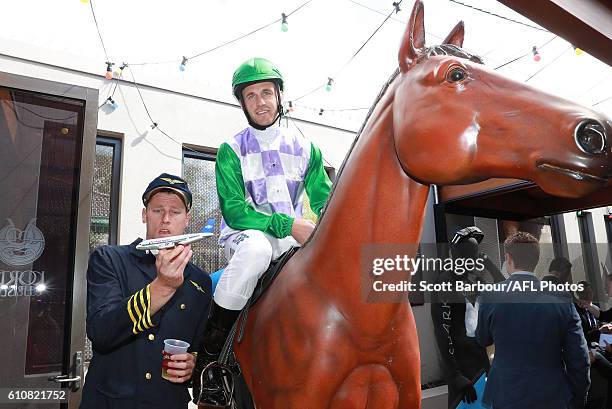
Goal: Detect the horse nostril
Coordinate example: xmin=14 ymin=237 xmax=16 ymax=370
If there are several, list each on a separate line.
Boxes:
xmin=575 ymin=119 xmax=607 ymax=155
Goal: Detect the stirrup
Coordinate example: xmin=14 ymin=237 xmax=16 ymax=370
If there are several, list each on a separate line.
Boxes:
xmin=196 ymin=361 xmax=235 ymax=409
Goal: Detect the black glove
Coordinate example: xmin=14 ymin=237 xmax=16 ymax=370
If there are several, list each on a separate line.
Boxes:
xmin=451 ymin=226 xmax=484 ymax=245
xmin=450 ymin=374 xmax=477 ymax=404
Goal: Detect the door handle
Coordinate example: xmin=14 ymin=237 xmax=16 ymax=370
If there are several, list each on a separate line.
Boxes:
xmin=48 ymin=375 xmax=81 ymax=383
xmin=48 ymin=351 xmax=82 ymax=391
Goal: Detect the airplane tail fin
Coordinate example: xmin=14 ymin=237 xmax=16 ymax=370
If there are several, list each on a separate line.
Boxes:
xmin=201 ymin=218 xmax=215 ymax=234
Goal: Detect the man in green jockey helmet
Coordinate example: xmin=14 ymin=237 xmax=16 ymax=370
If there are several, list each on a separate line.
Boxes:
xmin=232 ymin=57 xmax=285 ymax=129
xmin=192 ymin=58 xmax=332 ymax=407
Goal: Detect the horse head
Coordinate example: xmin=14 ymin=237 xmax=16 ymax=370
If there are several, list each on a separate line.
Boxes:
xmin=392 ymin=0 xmax=611 ymax=198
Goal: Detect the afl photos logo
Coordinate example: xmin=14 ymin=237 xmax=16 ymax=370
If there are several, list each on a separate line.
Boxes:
xmin=0 ymin=218 xmax=45 ymax=267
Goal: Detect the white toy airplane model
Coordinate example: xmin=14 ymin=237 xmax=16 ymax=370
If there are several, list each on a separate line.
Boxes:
xmin=136 ymin=218 xmax=215 ymax=251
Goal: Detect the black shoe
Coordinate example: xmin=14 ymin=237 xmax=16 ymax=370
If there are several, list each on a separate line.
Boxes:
xmin=192 ymin=302 xmax=240 ymax=405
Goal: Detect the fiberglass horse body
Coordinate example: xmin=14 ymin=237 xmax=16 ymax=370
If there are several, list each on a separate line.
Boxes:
xmin=234 ymin=1 xmax=612 ymax=408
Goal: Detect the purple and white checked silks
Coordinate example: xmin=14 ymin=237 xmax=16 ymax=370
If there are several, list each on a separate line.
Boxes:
xmin=219 ymin=125 xmax=312 ymax=243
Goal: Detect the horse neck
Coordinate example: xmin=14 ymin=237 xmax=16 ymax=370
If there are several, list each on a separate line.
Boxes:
xmin=306 ymin=82 xmax=430 ymax=300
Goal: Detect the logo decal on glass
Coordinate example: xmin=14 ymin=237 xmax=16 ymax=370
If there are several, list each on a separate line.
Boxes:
xmin=0 ymin=218 xmax=45 ymax=266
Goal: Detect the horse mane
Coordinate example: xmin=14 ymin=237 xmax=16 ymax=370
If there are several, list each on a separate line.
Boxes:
xmin=310 ymin=44 xmax=483 ymax=235
xmin=419 ymin=44 xmax=484 ymax=64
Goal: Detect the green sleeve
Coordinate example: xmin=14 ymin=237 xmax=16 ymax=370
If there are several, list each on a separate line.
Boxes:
xmin=304 ymin=143 xmax=332 ymax=216
xmin=216 ymin=143 xmax=294 ymax=238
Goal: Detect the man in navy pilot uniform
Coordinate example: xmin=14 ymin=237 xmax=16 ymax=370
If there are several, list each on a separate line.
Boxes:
xmin=477 ymin=232 xmax=589 ymax=409
xmin=81 ymin=173 xmax=212 ymax=409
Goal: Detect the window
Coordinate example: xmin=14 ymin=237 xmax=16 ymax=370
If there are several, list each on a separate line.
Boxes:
xmin=88 ymin=135 xmax=121 ymax=251
xmin=85 ymin=134 xmax=121 ymax=364
xmin=577 ymin=211 xmax=604 ymax=301
xmin=182 ymin=149 xmax=224 ymax=274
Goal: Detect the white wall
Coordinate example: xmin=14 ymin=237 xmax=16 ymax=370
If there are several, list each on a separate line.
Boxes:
xmin=0 ymin=38 xmax=358 ymax=243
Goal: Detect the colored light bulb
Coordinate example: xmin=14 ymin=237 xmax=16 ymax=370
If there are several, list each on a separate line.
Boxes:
xmin=105 ymin=62 xmax=114 ymax=79
xmin=574 ymin=47 xmax=583 ymax=56
xmin=531 ymin=46 xmax=541 ymax=62
xmin=180 ymin=56 xmax=188 ymax=72
xmin=114 ymin=63 xmax=127 ymax=77
xmin=281 ymin=13 xmax=288 ymax=32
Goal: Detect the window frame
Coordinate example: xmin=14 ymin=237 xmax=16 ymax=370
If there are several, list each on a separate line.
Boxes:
xmin=95 ymin=133 xmax=122 ymax=246
xmin=577 ymin=211 xmax=604 ymax=302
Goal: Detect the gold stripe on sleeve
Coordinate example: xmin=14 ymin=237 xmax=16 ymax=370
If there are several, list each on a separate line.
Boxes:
xmin=132 ymin=290 xmax=144 ymax=332
xmin=138 ymin=289 xmax=150 ymax=330
xmin=127 ymin=294 xmax=138 ymax=334
xmin=145 ymin=284 xmax=154 ymax=328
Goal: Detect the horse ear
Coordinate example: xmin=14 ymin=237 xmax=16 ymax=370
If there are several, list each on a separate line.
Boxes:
xmin=442 ymin=21 xmax=465 ymax=48
xmin=399 ymin=0 xmax=425 ymax=72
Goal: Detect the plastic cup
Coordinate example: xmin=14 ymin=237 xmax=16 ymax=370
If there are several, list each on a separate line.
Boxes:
xmin=162 ymin=339 xmax=190 ymax=380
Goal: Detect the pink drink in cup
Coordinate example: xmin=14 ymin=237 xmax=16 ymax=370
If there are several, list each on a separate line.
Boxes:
xmin=162 ymin=339 xmax=190 ymax=380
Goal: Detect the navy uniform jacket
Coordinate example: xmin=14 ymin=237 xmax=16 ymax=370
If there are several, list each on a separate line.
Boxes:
xmin=80 ymin=239 xmax=212 ymax=409
xmin=476 ymin=273 xmax=589 ymax=409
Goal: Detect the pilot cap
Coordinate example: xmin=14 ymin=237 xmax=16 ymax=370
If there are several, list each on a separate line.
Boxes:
xmin=142 ymin=173 xmax=192 ymax=211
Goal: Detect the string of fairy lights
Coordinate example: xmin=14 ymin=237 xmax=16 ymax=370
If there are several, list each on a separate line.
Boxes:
xmin=84 ymin=0 xmax=608 ymax=137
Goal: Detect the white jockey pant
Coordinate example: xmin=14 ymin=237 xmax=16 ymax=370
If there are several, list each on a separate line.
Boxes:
xmin=214 ymin=229 xmax=298 ymax=310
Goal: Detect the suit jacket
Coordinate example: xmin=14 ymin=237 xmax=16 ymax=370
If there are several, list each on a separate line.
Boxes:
xmin=476 ymin=273 xmax=589 ymax=409
xmin=80 ymin=239 xmax=212 ymax=409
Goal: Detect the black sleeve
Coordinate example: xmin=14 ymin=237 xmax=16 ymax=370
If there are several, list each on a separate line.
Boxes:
xmin=481 ymin=254 xmax=505 ymax=283
xmin=431 ymin=289 xmax=462 ymax=380
xmin=564 ymin=304 xmax=591 ymax=409
xmin=86 ymin=247 xmax=159 ymax=353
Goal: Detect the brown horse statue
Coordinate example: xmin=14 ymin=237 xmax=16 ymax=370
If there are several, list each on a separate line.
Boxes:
xmin=234 ymin=1 xmax=612 ymax=407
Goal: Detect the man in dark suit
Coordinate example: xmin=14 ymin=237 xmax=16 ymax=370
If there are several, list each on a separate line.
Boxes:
xmin=81 ymin=174 xmax=212 ymax=409
xmin=477 ymin=232 xmax=590 ymax=409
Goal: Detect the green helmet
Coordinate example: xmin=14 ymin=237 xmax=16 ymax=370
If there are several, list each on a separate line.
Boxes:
xmin=232 ymin=57 xmax=284 ymax=100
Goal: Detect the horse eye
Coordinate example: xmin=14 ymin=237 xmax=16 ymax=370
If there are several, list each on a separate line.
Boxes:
xmin=447 ymin=67 xmax=467 ymax=82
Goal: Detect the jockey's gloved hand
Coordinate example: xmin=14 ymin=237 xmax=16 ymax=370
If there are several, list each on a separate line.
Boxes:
xmin=451 ymin=374 xmax=477 ymax=404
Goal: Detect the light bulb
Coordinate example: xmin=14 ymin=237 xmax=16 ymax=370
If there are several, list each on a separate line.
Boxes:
xmin=105 ymin=62 xmax=114 ymax=79
xmin=574 ymin=47 xmax=583 ymax=56
xmin=531 ymin=46 xmax=541 ymax=62
xmin=180 ymin=56 xmax=188 ymax=72
xmin=101 ymin=98 xmax=117 ymax=114
xmin=281 ymin=13 xmax=288 ymax=32
xmin=114 ymin=63 xmax=127 ymax=77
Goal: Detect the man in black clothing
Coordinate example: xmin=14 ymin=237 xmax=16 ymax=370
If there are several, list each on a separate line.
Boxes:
xmin=81 ymin=174 xmax=212 ymax=409
xmin=431 ymin=226 xmax=504 ymax=408
xmin=543 ymin=257 xmax=573 ymax=285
